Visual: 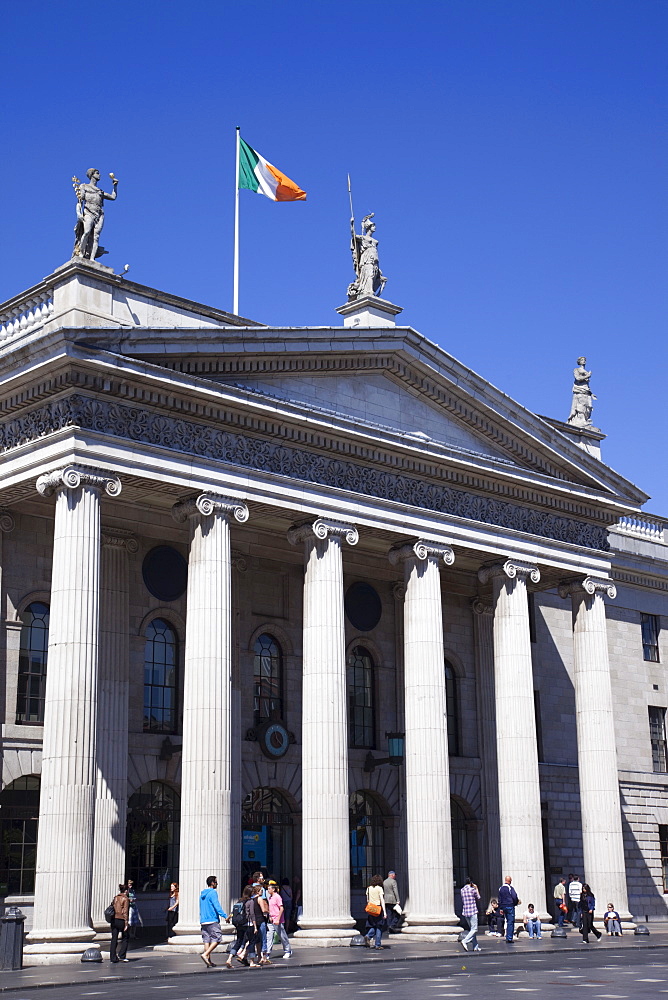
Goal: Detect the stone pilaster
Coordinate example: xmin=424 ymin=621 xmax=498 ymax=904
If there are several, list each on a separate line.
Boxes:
xmin=478 ymin=559 xmax=549 ymax=919
xmin=165 ymin=493 xmax=248 ymax=949
xmin=27 ymin=466 xmax=121 ymax=952
xmin=471 ymin=597 xmax=501 ymax=903
xmin=389 ymin=540 xmax=460 ymax=939
xmin=288 ymin=517 xmax=358 ymax=944
xmin=559 ymin=576 xmax=631 ymax=921
xmin=91 ymin=530 xmax=137 ymax=932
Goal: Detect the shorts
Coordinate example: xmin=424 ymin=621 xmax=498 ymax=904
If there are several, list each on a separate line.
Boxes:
xmin=201 ymin=922 xmax=223 ymax=944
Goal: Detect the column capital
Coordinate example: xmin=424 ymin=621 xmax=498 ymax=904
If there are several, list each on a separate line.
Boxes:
xmin=36 ymin=465 xmax=122 ymax=499
xmin=172 ymin=493 xmax=249 ymax=525
xmin=478 ymin=558 xmax=540 ymax=585
xmin=471 ymin=597 xmax=493 ymax=616
xmin=0 ymin=509 xmax=15 ymax=533
xmin=388 ymin=539 xmax=455 ymax=567
xmin=101 ymin=528 xmax=138 ymax=553
xmin=558 ymin=576 xmax=616 ymax=600
xmin=287 ymin=517 xmax=358 ymax=547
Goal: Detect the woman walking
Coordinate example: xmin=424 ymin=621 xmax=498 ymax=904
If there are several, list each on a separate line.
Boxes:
xmin=109 ymin=884 xmax=130 ymax=963
xmin=226 ymin=887 xmax=254 ymax=967
xmin=267 ymin=881 xmax=292 ymax=958
xmin=579 ymin=884 xmax=602 ymax=943
xmin=364 ymin=874 xmax=387 ymax=950
xmin=166 ymin=882 xmax=179 ymax=936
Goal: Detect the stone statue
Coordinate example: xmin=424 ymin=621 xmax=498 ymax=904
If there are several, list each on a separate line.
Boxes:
xmin=347 ymin=212 xmax=387 ymax=301
xmin=567 ymin=356 xmax=597 ymax=426
xmin=72 ymin=169 xmax=119 ymax=260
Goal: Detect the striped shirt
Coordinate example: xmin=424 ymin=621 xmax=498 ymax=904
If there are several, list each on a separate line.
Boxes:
xmin=460 ymin=883 xmax=480 ymax=917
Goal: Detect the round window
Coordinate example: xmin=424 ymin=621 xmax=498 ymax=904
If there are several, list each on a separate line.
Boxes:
xmin=142 ymin=546 xmax=188 ymax=602
xmin=344 ymin=581 xmax=382 ymax=632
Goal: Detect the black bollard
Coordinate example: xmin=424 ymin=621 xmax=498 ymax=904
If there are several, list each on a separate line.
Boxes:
xmin=81 ymin=947 xmax=103 ymax=963
xmin=0 ymin=906 xmax=26 ymax=970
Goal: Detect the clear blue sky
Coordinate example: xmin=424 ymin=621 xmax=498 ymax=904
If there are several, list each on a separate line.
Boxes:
xmin=1 ymin=1 xmax=666 ymax=513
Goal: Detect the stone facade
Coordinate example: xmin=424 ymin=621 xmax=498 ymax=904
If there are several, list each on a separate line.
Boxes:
xmin=0 ymin=259 xmax=666 ymax=960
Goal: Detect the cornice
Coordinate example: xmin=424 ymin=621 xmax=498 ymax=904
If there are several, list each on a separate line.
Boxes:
xmin=611 ymin=569 xmax=668 ymax=594
xmin=0 ymin=376 xmax=625 ymax=527
xmin=0 ymin=394 xmax=612 ymax=551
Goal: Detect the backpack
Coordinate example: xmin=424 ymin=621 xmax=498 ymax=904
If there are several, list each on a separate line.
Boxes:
xmin=104 ymin=901 xmax=115 ymax=923
xmin=231 ymin=901 xmax=246 ymax=928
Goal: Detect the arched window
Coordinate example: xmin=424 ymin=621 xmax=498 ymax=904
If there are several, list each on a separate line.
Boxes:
xmin=0 ymin=776 xmax=40 ymax=895
xmin=253 ymin=634 xmax=284 ymax=722
xmin=347 ymin=646 xmax=375 ymax=748
xmin=451 ymin=798 xmax=469 ymax=892
xmin=16 ymin=602 xmax=50 ymax=724
xmin=445 ymin=659 xmax=459 ymax=756
xmin=241 ymin=787 xmax=295 ymax=883
xmin=125 ymin=781 xmax=180 ymax=892
xmin=350 ymin=791 xmax=385 ymax=889
xmin=143 ymin=618 xmax=178 ymax=733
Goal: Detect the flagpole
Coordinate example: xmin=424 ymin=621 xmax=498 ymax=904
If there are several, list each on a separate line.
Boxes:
xmin=233 ymin=126 xmax=240 ymax=315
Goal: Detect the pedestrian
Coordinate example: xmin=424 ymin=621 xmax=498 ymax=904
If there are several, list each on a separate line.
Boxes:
xmin=568 ymin=874 xmax=583 ymax=926
xmin=364 ymin=874 xmax=387 ymax=950
xmin=603 ymin=903 xmax=622 ymax=936
xmin=166 ymin=881 xmax=179 ymax=936
xmin=459 ymin=877 xmax=481 ymax=952
xmin=109 ymin=884 xmax=130 ymax=963
xmin=522 ymin=903 xmax=542 ymax=939
xmin=383 ymin=870 xmax=402 ymax=933
xmin=247 ymin=884 xmax=268 ymax=966
xmin=251 ymin=872 xmax=271 ymax=962
xmin=485 ymin=897 xmax=503 ymax=936
xmin=498 ymin=876 xmax=520 ymax=943
xmin=199 ymin=874 xmax=228 ymax=967
xmin=226 ymin=886 xmax=254 ymax=967
xmin=267 ymin=881 xmax=292 ymax=957
xmin=553 ymin=877 xmax=567 ymax=927
xmin=579 ymin=883 xmax=601 ymax=943
xmin=126 ymin=879 xmax=142 ymax=939
xmin=290 ymin=875 xmax=302 ymax=933
xmin=280 ymin=878 xmax=294 ymax=928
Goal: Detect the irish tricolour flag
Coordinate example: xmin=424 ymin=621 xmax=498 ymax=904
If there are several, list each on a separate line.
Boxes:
xmin=238 ymin=136 xmax=306 ymax=201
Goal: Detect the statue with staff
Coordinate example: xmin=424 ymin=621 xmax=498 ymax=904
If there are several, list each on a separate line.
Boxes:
xmin=71 ymin=168 xmax=119 ymax=260
xmin=347 ymin=175 xmax=387 ymax=300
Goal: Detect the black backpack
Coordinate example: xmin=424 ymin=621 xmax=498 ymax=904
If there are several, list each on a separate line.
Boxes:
xmin=104 ymin=901 xmax=115 ymax=923
xmin=231 ymin=900 xmax=246 ymax=928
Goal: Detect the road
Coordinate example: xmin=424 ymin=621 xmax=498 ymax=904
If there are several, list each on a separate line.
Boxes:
xmin=6 ymin=950 xmax=668 ymax=1000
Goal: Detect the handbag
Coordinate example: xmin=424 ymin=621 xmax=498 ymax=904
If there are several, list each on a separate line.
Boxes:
xmin=365 ymin=902 xmax=382 ymax=916
xmin=104 ymin=902 xmax=115 ymax=923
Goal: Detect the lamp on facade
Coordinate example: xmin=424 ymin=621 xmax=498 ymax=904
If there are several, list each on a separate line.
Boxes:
xmin=364 ymin=732 xmax=405 ymax=773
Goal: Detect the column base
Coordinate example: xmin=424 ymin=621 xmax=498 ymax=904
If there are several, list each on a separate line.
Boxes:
xmin=293 ymin=926 xmax=357 ymax=947
xmin=23 ymin=941 xmax=99 ymax=965
xmin=401 ymin=923 xmax=462 ymax=943
xmin=26 ymin=927 xmax=97 ymax=944
xmin=154 ymin=926 xmax=234 ymax=953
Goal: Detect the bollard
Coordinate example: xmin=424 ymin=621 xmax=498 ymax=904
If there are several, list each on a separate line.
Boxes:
xmin=81 ymin=947 xmax=103 ymax=963
xmin=350 ymin=933 xmax=367 ymax=946
xmin=634 ymin=925 xmax=650 ymax=935
xmin=0 ymin=906 xmax=26 ymax=970
xmin=551 ymin=926 xmax=568 ymax=939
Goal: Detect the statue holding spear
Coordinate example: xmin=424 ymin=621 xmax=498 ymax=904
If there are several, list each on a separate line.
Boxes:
xmin=347 ymin=175 xmax=387 ymax=301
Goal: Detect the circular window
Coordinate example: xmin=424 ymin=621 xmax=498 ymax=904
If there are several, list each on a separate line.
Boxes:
xmin=345 ymin=581 xmax=382 ymax=632
xmin=142 ymin=546 xmax=188 ymax=602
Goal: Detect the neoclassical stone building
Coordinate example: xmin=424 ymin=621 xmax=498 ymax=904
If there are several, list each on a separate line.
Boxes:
xmin=0 ymin=258 xmax=666 ymax=958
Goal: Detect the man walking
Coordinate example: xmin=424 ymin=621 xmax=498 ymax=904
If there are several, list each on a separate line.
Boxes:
xmin=568 ymin=874 xmax=583 ymax=927
xmin=498 ymin=876 xmax=520 ymax=942
xmin=553 ymin=877 xmax=567 ymax=927
xmin=383 ymin=870 xmax=401 ymax=932
xmin=459 ymin=877 xmax=481 ymax=952
xmin=199 ymin=875 xmax=228 ymax=967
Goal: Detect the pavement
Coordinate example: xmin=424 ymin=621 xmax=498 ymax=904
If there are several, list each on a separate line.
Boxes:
xmin=2 ymin=925 xmax=667 ymax=993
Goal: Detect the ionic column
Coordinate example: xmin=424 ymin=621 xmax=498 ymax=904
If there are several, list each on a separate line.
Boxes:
xmin=389 ymin=540 xmax=460 ymax=938
xmin=471 ymin=598 xmax=501 ymax=902
xmin=288 ymin=517 xmax=358 ymax=943
xmin=28 ymin=466 xmax=122 ymax=947
xmin=91 ymin=529 xmax=137 ymax=932
xmin=559 ymin=576 xmax=631 ymax=921
xmin=478 ymin=559 xmax=549 ymax=919
xmin=167 ymin=493 xmax=248 ymax=947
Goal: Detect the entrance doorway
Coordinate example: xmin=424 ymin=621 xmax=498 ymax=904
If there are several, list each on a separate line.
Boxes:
xmin=241 ymin=787 xmax=296 ymax=887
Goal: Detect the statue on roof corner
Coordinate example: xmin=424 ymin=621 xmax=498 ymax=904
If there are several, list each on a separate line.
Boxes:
xmin=347 ymin=212 xmax=387 ymax=301
xmin=71 ymin=169 xmax=119 ymax=260
xmin=567 ymin=356 xmax=597 ymax=427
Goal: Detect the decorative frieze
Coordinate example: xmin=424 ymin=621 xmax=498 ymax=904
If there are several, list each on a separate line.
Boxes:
xmin=3 ymin=395 xmax=610 ymax=550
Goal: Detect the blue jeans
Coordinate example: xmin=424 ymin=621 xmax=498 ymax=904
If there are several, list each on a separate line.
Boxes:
xmin=526 ymin=917 xmax=541 ymax=938
xmin=503 ymin=906 xmax=515 ymax=941
xmin=462 ymin=913 xmax=478 ymax=948
xmin=259 ymin=920 xmax=268 ymax=954
xmin=366 ymin=924 xmax=382 ymax=947
xmin=556 ymin=905 xmax=565 ymax=927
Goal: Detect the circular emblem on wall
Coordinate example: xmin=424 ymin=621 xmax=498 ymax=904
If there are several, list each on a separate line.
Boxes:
xmin=344 ymin=581 xmax=382 ymax=632
xmin=142 ymin=545 xmax=188 ymax=602
xmin=257 ymin=721 xmax=290 ymax=759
